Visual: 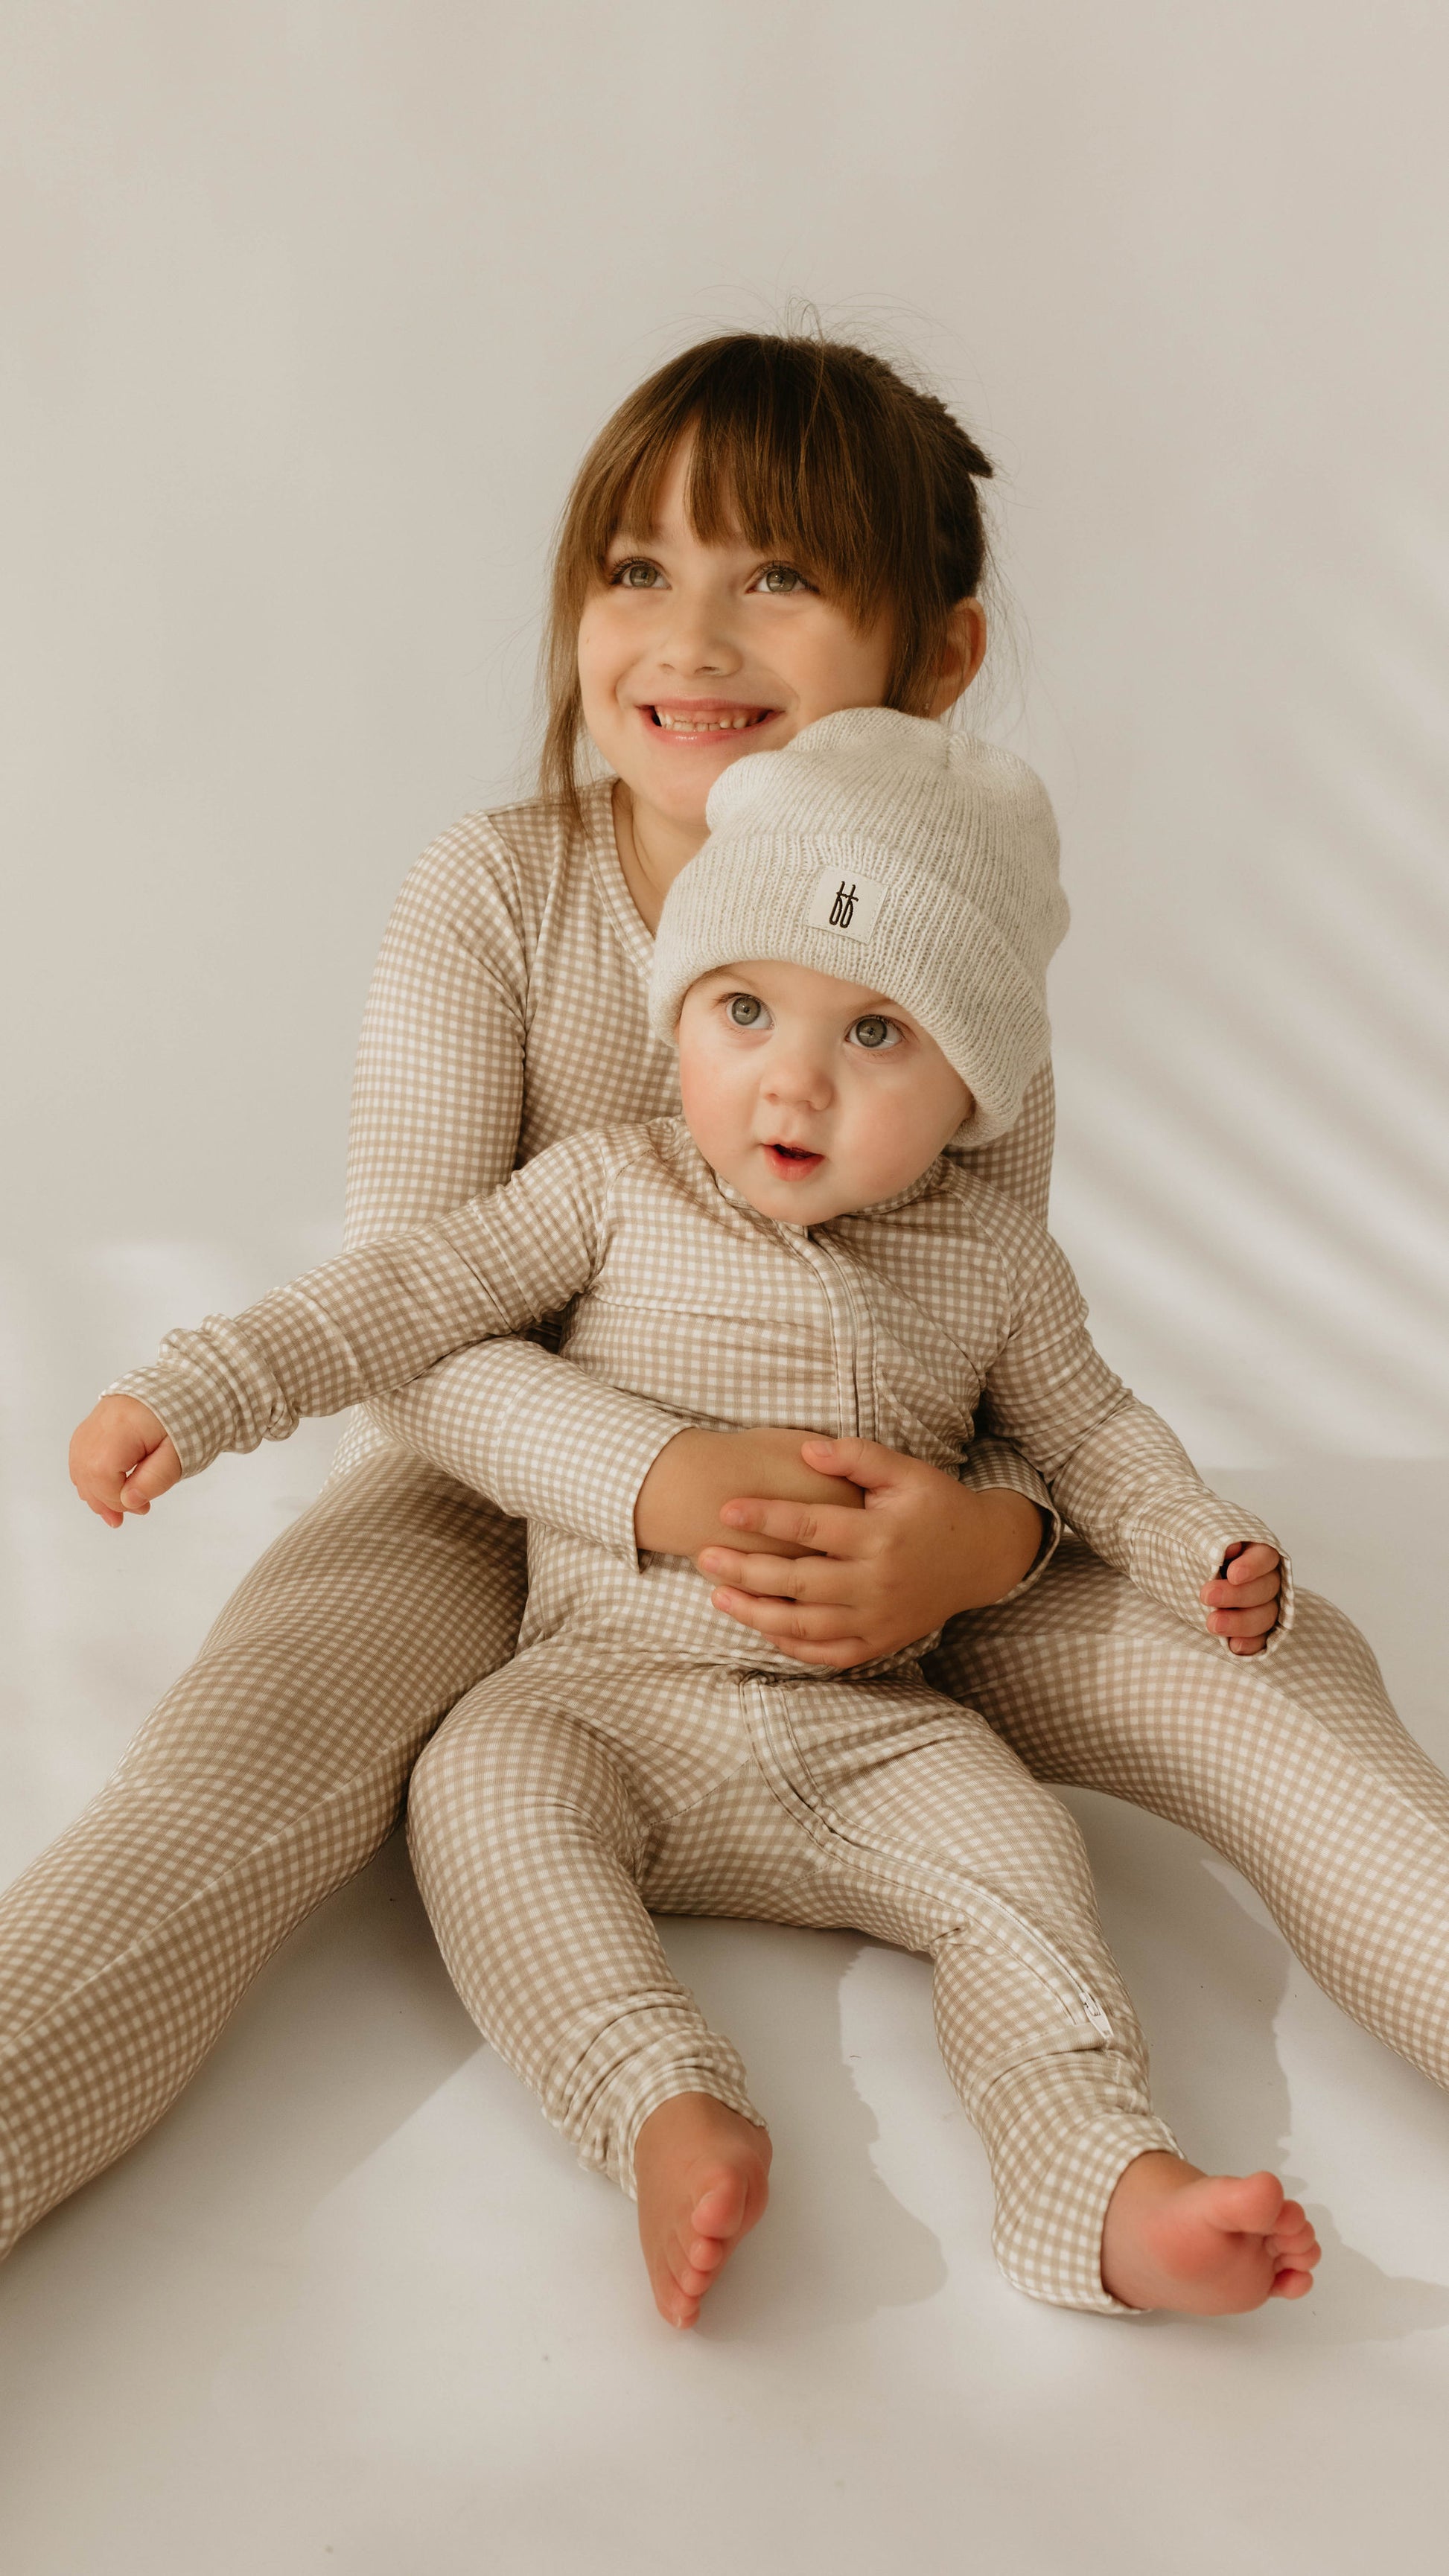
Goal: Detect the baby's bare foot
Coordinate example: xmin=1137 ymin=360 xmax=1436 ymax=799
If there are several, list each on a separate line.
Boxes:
xmin=1101 ymin=2152 xmax=1321 ymax=2313
xmin=633 ymin=2093 xmax=772 ymax=2329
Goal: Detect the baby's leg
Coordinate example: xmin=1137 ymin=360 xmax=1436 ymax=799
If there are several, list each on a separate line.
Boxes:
xmin=404 ymin=1666 xmax=769 ymax=2327
xmin=758 ymin=1679 xmax=1319 ymax=2314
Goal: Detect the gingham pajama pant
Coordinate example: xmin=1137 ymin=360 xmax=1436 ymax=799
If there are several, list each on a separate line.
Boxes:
xmin=403 ymin=1636 xmax=1177 ymax=2312
xmin=2 ymin=1453 xmax=1442 ymax=2312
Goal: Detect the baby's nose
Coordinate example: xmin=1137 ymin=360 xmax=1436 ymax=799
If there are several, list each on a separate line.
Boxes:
xmin=763 ymin=1051 xmax=832 ymax=1109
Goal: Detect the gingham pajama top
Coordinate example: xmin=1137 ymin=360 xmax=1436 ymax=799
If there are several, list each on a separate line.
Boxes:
xmin=323 ymin=776 xmax=1065 ymax=1548
xmin=115 ymin=1112 xmax=1287 ymax=1732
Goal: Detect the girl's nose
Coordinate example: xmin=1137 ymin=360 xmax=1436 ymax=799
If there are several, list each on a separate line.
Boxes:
xmin=657 ymin=592 xmax=742 ymax=675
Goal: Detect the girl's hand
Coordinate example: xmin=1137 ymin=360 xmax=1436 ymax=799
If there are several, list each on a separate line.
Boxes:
xmin=1200 ymin=1542 xmax=1281 ymax=1656
xmin=69 ymin=1395 xmax=182 ymax=1528
xmin=697 ymin=1435 xmax=1045 ymax=1668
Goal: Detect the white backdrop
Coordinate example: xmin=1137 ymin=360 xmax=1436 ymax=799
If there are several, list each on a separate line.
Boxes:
xmin=7 ymin=17 xmax=1449 ymax=2565
xmin=5 ymin=0 xmax=1448 ymax=1473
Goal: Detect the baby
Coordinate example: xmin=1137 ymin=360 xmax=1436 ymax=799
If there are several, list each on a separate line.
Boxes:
xmin=71 ymin=709 xmax=1318 ymax=2328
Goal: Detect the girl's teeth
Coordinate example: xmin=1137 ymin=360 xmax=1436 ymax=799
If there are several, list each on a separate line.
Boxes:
xmin=655 ymin=710 xmax=761 ymax=731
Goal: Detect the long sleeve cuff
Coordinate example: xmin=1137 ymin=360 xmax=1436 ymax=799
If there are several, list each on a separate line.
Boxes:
xmin=1127 ymin=1495 xmax=1295 ymax=1658
xmin=107 ymin=1321 xmax=296 ymax=1476
xmin=958 ymin=1435 xmax=1062 ymax=1604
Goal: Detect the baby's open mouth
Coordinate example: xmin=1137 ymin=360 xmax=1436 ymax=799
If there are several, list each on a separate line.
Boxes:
xmin=646 ymin=705 xmax=777 ymax=733
xmin=763 ymin=1141 xmax=824 ymax=1179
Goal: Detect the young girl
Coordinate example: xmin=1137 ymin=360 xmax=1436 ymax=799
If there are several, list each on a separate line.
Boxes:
xmin=4 ymin=332 xmax=1445 ymax=2309
xmin=69 ymin=707 xmax=1319 ymax=2324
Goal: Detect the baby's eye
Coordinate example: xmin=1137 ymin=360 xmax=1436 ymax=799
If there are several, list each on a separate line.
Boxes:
xmin=751 ymin=562 xmax=814 ymax=595
xmin=727 ymin=992 xmax=769 ymax=1027
xmin=609 ymin=558 xmax=666 ymax=589
xmin=849 ymin=1015 xmax=900 ymax=1051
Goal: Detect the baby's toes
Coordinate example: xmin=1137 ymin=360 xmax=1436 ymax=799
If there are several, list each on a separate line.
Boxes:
xmin=651 ymin=2259 xmax=700 ymax=2327
xmin=665 ymin=2225 xmax=711 ymax=2287
xmin=1283 ymin=2235 xmax=1322 ymax=2276
xmin=1268 ymin=2265 xmax=1316 ymax=2300
xmin=671 ymin=2252 xmax=713 ymax=2300
xmin=1270 ymin=2207 xmax=1321 ymax=2262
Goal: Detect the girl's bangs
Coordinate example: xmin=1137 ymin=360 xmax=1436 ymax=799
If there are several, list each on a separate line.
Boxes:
xmin=602 ymin=363 xmax=889 ymax=623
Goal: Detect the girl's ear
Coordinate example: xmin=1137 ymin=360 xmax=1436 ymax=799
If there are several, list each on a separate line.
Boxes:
xmin=928 ymin=599 xmax=987 ymax=715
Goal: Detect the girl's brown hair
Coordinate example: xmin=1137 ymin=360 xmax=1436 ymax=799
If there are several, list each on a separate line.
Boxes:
xmin=540 ymin=331 xmax=995 ymax=813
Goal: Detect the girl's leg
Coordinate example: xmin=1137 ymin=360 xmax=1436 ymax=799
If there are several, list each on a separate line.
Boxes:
xmin=404 ymin=1665 xmax=765 ymax=2193
xmin=0 ymin=1447 xmax=526 ymax=2260
xmin=927 ymin=1539 xmax=1449 ymax=2089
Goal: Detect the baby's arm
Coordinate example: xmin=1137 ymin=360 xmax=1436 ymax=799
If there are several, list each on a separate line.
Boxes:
xmin=68 ymin=1133 xmax=625 ymax=1512
xmin=987 ymin=1234 xmax=1288 ymax=1656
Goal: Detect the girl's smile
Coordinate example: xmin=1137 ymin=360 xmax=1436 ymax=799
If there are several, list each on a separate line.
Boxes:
xmin=577 ymin=434 xmax=984 ymax=934
xmin=638 ymin=696 xmax=783 ymax=743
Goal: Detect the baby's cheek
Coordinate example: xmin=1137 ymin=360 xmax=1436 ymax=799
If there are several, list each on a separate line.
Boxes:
xmin=680 ymin=1066 xmax=750 ymax=1175
xmin=847 ymin=1096 xmax=933 ymax=1200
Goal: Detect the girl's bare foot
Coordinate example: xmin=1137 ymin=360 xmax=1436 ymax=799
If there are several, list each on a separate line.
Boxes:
xmin=1101 ymin=2151 xmax=1321 ymax=2313
xmin=632 ymin=2092 xmax=772 ymax=2328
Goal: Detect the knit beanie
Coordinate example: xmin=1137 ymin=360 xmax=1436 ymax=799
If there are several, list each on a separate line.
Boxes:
xmin=647 ymin=706 xmax=1069 ymax=1147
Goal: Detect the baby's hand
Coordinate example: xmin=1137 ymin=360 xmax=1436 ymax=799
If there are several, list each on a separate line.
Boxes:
xmin=69 ymin=1395 xmax=182 ymax=1528
xmin=1200 ymin=1541 xmax=1281 ymax=1655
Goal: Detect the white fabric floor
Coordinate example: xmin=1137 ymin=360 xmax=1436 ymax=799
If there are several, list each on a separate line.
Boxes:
xmin=4 ymin=1404 xmax=1448 ymax=2574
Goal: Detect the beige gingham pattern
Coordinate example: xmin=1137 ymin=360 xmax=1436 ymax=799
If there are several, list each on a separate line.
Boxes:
xmin=107 ymin=1093 xmax=1286 ymax=2309
xmin=404 ymin=1648 xmax=1179 ymax=2312
xmin=930 ymin=1540 xmax=1449 ymax=2091
xmin=117 ymin=1115 xmax=1288 ymax=1672
xmin=0 ymin=785 xmax=1058 ymax=2267
xmin=328 ymin=780 xmax=1060 ymax=1537
xmin=1 ymin=780 xmax=1443 ymax=2305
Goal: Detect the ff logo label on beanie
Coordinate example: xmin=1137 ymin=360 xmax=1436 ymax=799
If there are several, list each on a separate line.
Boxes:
xmin=803 ymin=865 xmax=887 ymax=943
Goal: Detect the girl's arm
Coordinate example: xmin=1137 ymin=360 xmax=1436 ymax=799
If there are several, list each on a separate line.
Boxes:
xmin=330 ymin=819 xmax=699 ymax=1555
xmin=939 ymin=1056 xmax=1060 ymax=1520
xmin=958 ymin=1057 xmax=1054 ymax=1225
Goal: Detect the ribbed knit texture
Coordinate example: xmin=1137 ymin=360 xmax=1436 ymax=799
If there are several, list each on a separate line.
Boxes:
xmin=648 ymin=708 xmax=1069 ymax=1146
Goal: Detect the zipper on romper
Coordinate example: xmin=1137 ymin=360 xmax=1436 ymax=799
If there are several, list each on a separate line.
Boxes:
xmin=958 ymin=1875 xmax=1116 ymax=2043
xmin=794 ymin=1226 xmax=874 ymax=1443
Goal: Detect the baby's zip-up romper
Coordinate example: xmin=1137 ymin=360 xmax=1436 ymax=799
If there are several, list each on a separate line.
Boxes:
xmin=118 ymin=1115 xmax=1287 ymax=2310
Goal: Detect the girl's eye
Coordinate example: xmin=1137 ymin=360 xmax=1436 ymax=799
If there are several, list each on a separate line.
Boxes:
xmin=727 ymin=992 xmax=768 ymax=1028
xmin=751 ymin=562 xmax=813 ymax=596
xmin=849 ymin=1015 xmax=899 ymax=1051
xmin=610 ymin=558 xmax=666 ymax=589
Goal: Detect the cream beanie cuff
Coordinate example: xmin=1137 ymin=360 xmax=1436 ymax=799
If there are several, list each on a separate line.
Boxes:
xmin=646 ymin=708 xmax=1069 ymax=1150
